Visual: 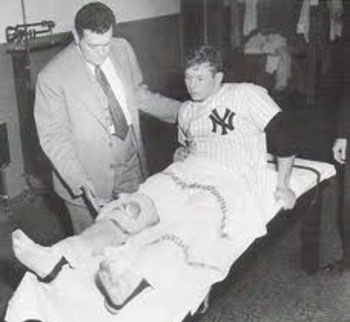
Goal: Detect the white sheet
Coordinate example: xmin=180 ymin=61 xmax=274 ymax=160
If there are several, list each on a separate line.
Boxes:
xmin=5 ymin=158 xmax=336 ymax=322
xmin=264 ymin=158 xmax=336 ymax=223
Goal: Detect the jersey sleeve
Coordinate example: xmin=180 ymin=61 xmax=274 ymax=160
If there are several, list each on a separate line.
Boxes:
xmin=238 ymin=83 xmax=281 ymax=131
xmin=265 ymin=112 xmax=297 ymax=157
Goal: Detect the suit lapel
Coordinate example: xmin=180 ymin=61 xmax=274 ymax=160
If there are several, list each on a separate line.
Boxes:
xmin=69 ymin=44 xmax=110 ymax=132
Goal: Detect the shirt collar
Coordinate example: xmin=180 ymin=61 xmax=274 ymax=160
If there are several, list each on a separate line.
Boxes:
xmin=75 ymin=44 xmax=110 ymax=74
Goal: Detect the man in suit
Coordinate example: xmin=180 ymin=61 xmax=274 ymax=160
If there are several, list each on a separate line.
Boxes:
xmin=323 ymin=88 xmax=350 ymax=272
xmin=34 ymin=2 xmax=180 ymax=234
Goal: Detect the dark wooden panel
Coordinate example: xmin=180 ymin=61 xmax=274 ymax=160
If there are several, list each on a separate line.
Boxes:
xmin=140 ymin=111 xmax=177 ymax=175
xmin=181 ymin=0 xmax=226 ymax=53
xmin=115 ymin=14 xmax=185 ymax=100
xmin=8 ymin=44 xmax=65 ymax=189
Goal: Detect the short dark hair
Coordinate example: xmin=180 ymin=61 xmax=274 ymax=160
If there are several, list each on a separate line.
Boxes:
xmin=74 ymin=2 xmax=116 ymax=38
xmin=185 ymin=45 xmax=223 ymax=74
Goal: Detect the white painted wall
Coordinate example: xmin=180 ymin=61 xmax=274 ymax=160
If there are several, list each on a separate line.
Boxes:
xmin=0 ymin=0 xmax=181 ymax=43
xmin=74 ymin=0 xmax=181 ymax=24
xmin=1 ymin=0 xmax=23 ymax=44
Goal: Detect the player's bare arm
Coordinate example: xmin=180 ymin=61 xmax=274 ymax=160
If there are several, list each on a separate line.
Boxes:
xmin=275 ymin=155 xmax=296 ymax=210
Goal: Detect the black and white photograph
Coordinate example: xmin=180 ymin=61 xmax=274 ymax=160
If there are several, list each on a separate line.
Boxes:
xmin=0 ymin=0 xmax=350 ymax=321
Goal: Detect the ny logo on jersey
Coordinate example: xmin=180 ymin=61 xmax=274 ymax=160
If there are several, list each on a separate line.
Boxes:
xmin=209 ymin=108 xmax=235 ymax=135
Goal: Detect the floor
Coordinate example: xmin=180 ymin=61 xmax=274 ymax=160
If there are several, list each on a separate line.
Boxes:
xmin=0 ymin=175 xmax=347 ymax=322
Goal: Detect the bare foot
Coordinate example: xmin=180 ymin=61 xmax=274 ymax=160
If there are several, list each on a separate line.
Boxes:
xmin=12 ymin=229 xmax=62 ymax=279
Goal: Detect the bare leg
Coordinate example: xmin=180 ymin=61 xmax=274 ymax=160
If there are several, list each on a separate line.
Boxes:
xmin=12 ymin=218 xmax=130 ymax=274
xmin=12 ymin=194 xmax=157 ymax=281
xmin=77 ymin=219 xmax=128 ymax=257
xmin=12 ymin=217 xmax=132 ymax=281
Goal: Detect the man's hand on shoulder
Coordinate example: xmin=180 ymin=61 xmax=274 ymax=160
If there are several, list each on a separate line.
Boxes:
xmin=274 ymin=186 xmax=296 ymax=210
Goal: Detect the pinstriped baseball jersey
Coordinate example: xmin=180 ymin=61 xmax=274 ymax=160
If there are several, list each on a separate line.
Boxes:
xmin=178 ymin=83 xmax=280 ymax=189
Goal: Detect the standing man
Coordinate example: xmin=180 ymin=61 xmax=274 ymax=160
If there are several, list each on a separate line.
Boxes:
xmin=34 ymin=2 xmax=180 ymax=233
xmin=324 ymin=90 xmax=350 ymax=272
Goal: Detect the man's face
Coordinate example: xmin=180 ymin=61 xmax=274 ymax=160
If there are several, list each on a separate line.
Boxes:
xmin=74 ymin=27 xmax=112 ymax=66
xmin=185 ymin=62 xmax=222 ymax=102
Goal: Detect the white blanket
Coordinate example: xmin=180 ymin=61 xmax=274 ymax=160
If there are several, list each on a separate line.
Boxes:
xmin=5 ymin=157 xmax=335 ymax=322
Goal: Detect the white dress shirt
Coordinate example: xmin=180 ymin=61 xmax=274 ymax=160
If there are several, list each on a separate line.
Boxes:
xmin=86 ymin=57 xmax=133 ymax=127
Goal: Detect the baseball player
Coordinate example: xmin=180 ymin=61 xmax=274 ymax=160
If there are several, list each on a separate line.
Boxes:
xmin=175 ymin=45 xmax=297 ymax=213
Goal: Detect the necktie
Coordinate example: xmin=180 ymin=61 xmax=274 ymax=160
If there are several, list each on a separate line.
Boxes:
xmin=95 ymin=65 xmax=129 ymax=140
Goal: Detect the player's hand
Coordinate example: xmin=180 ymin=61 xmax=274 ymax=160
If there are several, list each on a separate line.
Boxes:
xmin=173 ymin=146 xmax=190 ymax=162
xmin=81 ymin=181 xmax=101 ymax=213
xmin=333 ymin=138 xmax=347 ymax=164
xmin=274 ymin=186 xmax=296 ymax=210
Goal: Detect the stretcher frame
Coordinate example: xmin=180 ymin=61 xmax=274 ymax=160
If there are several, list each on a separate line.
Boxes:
xmin=184 ymin=164 xmax=332 ymax=321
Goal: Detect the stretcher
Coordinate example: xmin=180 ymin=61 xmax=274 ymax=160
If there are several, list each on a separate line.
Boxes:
xmin=5 ymin=157 xmax=335 ymax=322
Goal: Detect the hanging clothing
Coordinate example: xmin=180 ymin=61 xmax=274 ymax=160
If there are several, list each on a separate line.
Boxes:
xmin=327 ymin=0 xmax=343 ymax=41
xmin=297 ymin=0 xmax=311 ymax=43
xmin=298 ymin=0 xmax=343 ymax=42
xmin=229 ymin=0 xmax=242 ymax=48
xmin=242 ymin=0 xmax=259 ymax=36
xmin=244 ymin=33 xmax=291 ymax=91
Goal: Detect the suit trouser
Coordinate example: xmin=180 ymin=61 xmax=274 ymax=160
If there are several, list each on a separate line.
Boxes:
xmin=65 ymin=202 xmax=94 ymax=234
xmin=66 ymin=132 xmax=143 ymax=234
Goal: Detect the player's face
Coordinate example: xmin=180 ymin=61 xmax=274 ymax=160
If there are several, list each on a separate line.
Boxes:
xmin=185 ymin=62 xmax=223 ymax=102
xmin=74 ymin=27 xmax=112 ymax=66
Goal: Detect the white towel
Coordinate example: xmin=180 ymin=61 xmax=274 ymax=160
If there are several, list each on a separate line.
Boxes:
xmin=297 ymin=0 xmax=311 ymax=43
